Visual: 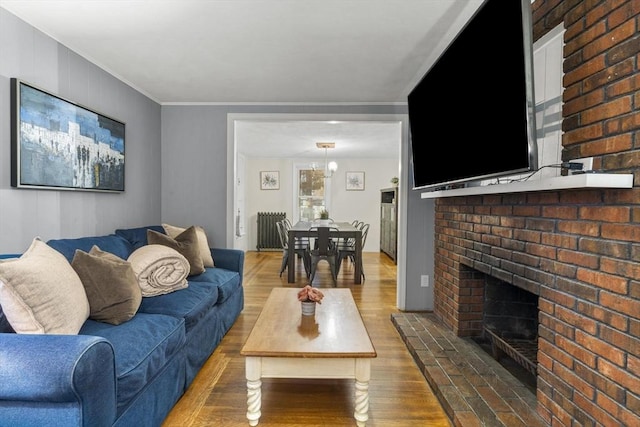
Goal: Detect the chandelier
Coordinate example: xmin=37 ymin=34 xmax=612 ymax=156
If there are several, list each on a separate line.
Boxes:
xmin=312 ymin=142 xmax=338 ymax=178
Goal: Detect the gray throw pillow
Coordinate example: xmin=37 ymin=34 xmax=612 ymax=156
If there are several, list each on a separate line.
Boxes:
xmin=71 ymin=245 xmax=142 ymax=325
xmin=147 ymin=226 xmax=205 ymax=276
xmin=162 ymin=223 xmax=215 ymax=267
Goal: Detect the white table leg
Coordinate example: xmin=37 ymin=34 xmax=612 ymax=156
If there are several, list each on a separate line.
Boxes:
xmin=353 ymin=359 xmax=371 ymax=426
xmin=245 ymin=357 xmax=262 ymax=426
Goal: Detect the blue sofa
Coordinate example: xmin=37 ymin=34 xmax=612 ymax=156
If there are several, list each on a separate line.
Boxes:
xmin=0 ymin=225 xmax=244 ymax=427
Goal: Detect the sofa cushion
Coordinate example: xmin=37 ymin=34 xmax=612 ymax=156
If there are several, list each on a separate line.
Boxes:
xmin=162 ymin=223 xmax=215 ymax=268
xmin=127 ymin=245 xmax=189 ymax=297
xmin=147 ymin=227 xmax=205 ymax=276
xmin=114 ymin=225 xmax=165 ymax=251
xmin=188 ymin=268 xmax=241 ymax=304
xmin=138 ymin=280 xmax=220 ymax=332
xmin=0 ymin=238 xmax=90 ymax=334
xmin=47 ymin=234 xmax=134 ymax=262
xmin=71 ymin=246 xmax=142 ymax=325
xmin=80 ymin=313 xmax=186 ymax=415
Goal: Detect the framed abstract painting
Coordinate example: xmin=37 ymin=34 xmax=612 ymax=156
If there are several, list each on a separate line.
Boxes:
xmin=10 ymin=78 xmax=125 ymax=192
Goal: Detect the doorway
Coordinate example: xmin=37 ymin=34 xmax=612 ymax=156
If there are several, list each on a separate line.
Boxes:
xmin=226 ymin=112 xmax=409 ymax=306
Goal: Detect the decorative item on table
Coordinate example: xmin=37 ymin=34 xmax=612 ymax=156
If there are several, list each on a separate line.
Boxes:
xmin=319 ymin=209 xmax=329 ymax=219
xmin=297 ymin=285 xmax=324 ymax=316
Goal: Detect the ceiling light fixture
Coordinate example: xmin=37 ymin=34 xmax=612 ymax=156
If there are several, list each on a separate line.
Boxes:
xmin=314 ymin=142 xmax=338 ymax=178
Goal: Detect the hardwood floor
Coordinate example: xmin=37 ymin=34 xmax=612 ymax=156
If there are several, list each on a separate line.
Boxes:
xmin=162 ymin=250 xmax=452 ymax=427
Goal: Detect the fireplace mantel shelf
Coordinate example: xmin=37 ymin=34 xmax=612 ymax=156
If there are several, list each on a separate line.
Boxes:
xmin=420 ymin=173 xmax=634 ymax=199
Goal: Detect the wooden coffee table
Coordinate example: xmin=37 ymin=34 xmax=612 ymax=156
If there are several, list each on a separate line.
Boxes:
xmin=240 ymin=288 xmax=377 ymax=426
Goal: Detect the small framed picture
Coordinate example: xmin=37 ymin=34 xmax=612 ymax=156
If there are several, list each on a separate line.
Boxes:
xmin=260 ymin=171 xmax=280 ymax=190
xmin=346 ymin=171 xmax=365 ymax=191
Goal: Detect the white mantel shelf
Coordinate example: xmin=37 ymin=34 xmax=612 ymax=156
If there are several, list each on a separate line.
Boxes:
xmin=421 ymin=173 xmax=634 ymax=199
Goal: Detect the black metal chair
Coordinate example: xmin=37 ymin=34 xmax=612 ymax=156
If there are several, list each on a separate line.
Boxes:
xmin=282 ymin=217 xmax=311 ymax=250
xmin=351 ymin=220 xmax=364 ymax=229
xmin=306 ymin=226 xmax=338 ymax=286
xmin=276 ymin=220 xmax=310 ymax=278
xmin=336 ymin=222 xmax=369 ymax=281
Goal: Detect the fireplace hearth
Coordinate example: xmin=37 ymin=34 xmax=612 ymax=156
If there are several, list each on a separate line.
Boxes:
xmin=391 ymin=312 xmax=546 ymax=426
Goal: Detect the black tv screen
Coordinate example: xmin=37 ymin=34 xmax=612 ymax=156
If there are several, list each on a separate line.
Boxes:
xmin=408 ymin=0 xmax=537 ymax=191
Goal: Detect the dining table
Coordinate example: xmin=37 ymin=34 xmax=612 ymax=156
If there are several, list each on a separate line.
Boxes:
xmin=287 ymin=220 xmax=363 ymax=284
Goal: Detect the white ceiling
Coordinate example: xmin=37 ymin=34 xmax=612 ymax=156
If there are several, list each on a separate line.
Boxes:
xmin=234 ymin=119 xmax=402 ymax=159
xmin=1 ymin=0 xmax=483 ymax=158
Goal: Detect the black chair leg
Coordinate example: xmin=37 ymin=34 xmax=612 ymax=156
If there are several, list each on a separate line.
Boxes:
xmin=279 ymin=251 xmax=288 ymax=277
xmin=309 ymin=259 xmax=318 ymax=284
xmin=303 ymin=252 xmax=311 ymax=278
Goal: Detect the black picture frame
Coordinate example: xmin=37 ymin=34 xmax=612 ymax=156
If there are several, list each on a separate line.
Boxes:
xmin=10 ymin=78 xmax=125 ymax=192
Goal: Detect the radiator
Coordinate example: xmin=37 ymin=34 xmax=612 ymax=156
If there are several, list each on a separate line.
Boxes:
xmin=256 ymin=212 xmax=286 ymax=251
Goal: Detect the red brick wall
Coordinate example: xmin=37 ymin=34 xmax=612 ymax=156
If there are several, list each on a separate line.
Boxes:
xmin=432 ymin=1 xmax=640 ymax=425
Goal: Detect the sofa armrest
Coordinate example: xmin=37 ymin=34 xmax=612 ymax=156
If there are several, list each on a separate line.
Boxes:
xmin=211 ymin=248 xmax=244 ymax=277
xmin=0 ymin=333 xmax=117 ymax=427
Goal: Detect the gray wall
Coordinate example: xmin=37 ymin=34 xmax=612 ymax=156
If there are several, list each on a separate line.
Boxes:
xmin=0 ymin=9 xmax=162 ymax=253
xmin=160 ymin=106 xmax=231 ymax=249
xmin=402 ymin=173 xmax=436 ymax=310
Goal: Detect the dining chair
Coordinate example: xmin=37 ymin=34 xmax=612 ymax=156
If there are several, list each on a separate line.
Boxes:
xmin=276 ymin=220 xmax=310 ymax=278
xmin=337 ymin=222 xmax=368 ymax=258
xmin=282 ymin=217 xmax=311 ymax=249
xmin=336 ymin=222 xmax=369 ymax=281
xmin=344 ymin=220 xmax=363 ymax=248
xmin=306 ymin=226 xmax=338 ymax=286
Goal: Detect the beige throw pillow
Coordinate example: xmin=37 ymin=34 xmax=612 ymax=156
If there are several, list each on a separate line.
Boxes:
xmin=71 ymin=246 xmax=142 ymax=325
xmin=0 ymin=238 xmax=90 ymax=334
xmin=127 ymin=244 xmax=189 ymax=297
xmin=162 ymin=223 xmax=215 ymax=267
xmin=147 ymin=227 xmax=205 ymax=276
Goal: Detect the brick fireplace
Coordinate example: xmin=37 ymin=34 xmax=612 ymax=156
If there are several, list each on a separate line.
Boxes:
xmin=433 ymin=184 xmax=640 ymax=427
xmin=423 ymin=2 xmax=640 ymax=425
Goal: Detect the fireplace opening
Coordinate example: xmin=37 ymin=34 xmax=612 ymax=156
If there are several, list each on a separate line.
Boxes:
xmin=472 ymin=276 xmax=538 ymax=392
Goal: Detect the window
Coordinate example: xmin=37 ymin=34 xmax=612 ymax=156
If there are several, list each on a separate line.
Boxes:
xmin=295 ymin=165 xmax=331 ymax=221
xmin=298 ymin=169 xmax=325 ymax=221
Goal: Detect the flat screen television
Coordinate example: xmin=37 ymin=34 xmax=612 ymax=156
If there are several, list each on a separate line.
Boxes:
xmin=408 ymin=0 xmax=538 ymax=191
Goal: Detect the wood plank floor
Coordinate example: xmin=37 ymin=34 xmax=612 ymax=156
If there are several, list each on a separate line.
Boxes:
xmin=162 ymin=250 xmax=452 ymax=427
